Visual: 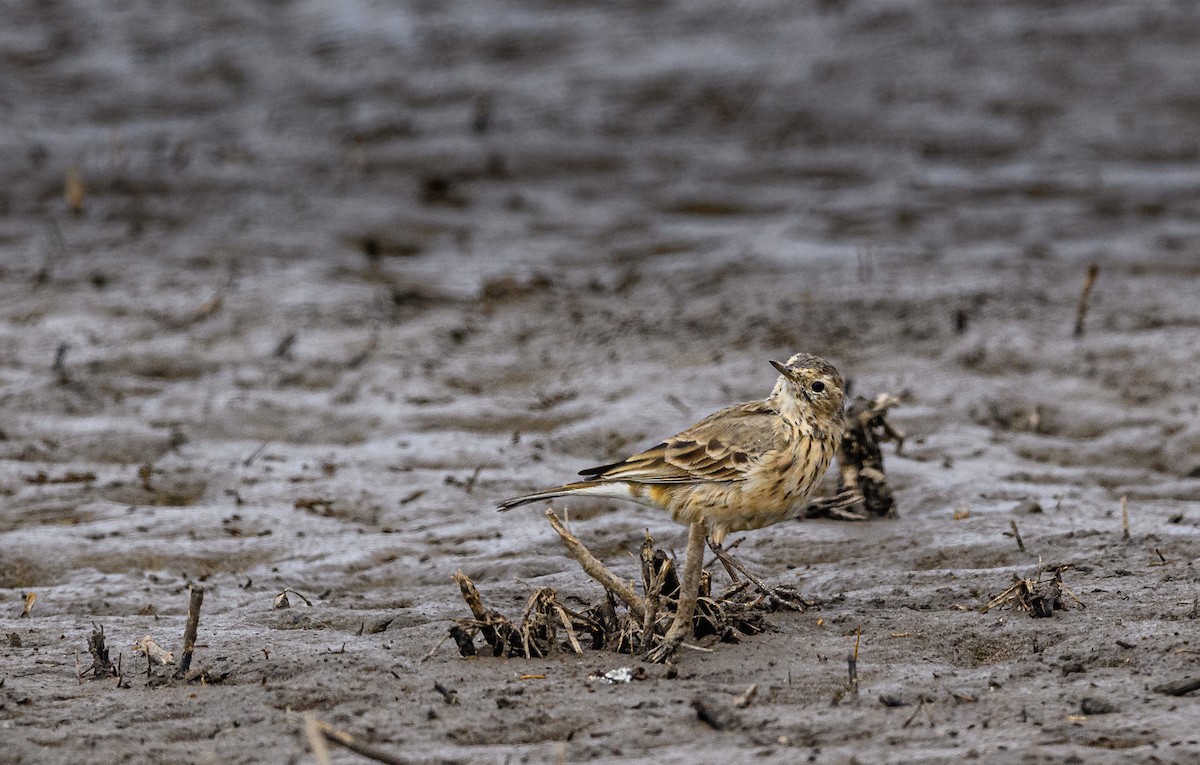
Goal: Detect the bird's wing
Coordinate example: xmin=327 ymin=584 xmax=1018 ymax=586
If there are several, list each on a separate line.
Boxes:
xmin=578 ymin=401 xmax=779 ymax=484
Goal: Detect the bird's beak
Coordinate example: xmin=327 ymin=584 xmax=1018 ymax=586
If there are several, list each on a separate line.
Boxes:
xmin=769 ymin=359 xmax=791 ymax=377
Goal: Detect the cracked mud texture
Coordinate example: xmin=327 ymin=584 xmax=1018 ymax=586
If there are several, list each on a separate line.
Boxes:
xmin=2 ymin=0 xmax=1199 ymax=763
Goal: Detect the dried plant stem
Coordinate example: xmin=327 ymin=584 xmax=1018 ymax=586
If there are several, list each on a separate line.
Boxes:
xmin=545 ymin=509 xmax=645 ymax=621
xmin=1121 ymin=494 xmax=1130 ymax=540
xmin=708 ymin=540 xmax=805 ymax=610
xmin=176 ymin=586 xmax=205 ymax=678
xmin=304 ymin=714 xmax=332 ymax=765
xmin=304 ymin=715 xmax=411 ymax=765
xmin=848 ymin=625 xmax=861 ymax=694
xmin=1010 ymin=520 xmax=1026 ymax=552
xmin=1074 ymin=263 xmax=1100 ymax=338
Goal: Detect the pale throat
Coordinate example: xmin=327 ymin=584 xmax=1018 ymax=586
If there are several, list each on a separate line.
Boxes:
xmin=768 ymin=379 xmax=819 ymax=432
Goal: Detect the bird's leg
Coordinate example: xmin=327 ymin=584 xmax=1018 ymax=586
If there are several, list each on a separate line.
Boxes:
xmin=707 ymin=541 xmax=807 ymax=611
xmin=647 ymin=520 xmax=707 ymax=663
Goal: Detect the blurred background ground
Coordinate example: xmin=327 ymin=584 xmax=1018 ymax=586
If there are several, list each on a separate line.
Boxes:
xmin=1 ymin=1 xmax=1199 ymax=763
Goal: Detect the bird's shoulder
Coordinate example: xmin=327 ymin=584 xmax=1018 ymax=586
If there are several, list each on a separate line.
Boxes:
xmin=579 ymin=399 xmax=784 ymax=484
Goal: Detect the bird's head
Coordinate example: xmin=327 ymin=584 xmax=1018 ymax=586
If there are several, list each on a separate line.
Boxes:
xmin=769 ymin=353 xmax=846 ymax=422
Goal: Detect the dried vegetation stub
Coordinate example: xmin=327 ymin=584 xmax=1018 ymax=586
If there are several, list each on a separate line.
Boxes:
xmin=450 ymin=532 xmax=776 ymax=661
xmin=982 ymin=565 xmax=1084 ymax=618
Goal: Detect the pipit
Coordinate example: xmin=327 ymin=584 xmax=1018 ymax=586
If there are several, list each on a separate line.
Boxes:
xmin=500 ymin=353 xmax=846 ymax=618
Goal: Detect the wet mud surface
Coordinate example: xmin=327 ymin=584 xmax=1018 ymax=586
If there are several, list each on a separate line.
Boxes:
xmin=2 ymin=0 xmax=1199 ymax=763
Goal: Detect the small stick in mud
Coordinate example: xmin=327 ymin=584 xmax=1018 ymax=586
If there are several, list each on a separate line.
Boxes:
xmin=1009 ymin=520 xmax=1026 ymax=552
xmin=1073 ymin=263 xmax=1100 ymax=338
xmin=243 ymin=441 xmax=270 ymax=467
xmin=1120 ymin=494 xmax=1130 ymax=540
xmin=432 ymin=680 xmax=459 ymax=705
xmin=555 ymin=604 xmax=584 ymax=655
xmin=20 ymin=592 xmax=36 ymax=618
xmin=902 ymin=695 xmax=933 ymax=728
xmin=420 ymin=633 xmax=452 ymax=662
xmin=175 ymin=585 xmax=205 ymax=679
xmin=52 ymin=342 xmax=70 ymax=384
xmin=303 ymin=714 xmax=332 ymax=765
xmin=847 ymin=626 xmax=861 ymax=695
xmin=463 ymin=465 xmax=484 ymax=494
xmin=733 ymin=683 xmax=758 ymax=708
xmin=1152 ymin=677 xmax=1200 ymax=697
xmin=545 ymin=510 xmax=646 ymax=621
xmin=303 ymin=715 xmax=412 ymax=765
xmin=83 ymin=623 xmax=115 ymax=679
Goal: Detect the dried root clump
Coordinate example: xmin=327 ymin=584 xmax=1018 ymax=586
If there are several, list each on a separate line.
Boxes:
xmin=450 ymin=531 xmax=776 ymax=661
xmin=982 ymin=565 xmax=1084 ymax=618
xmin=802 ymin=393 xmax=903 ymax=521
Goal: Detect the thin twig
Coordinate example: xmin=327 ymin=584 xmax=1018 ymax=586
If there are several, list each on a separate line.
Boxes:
xmin=545 ymin=509 xmax=646 ymax=621
xmin=901 ymin=695 xmax=930 ymax=728
xmin=1074 ymin=263 xmax=1099 ymax=338
xmin=1010 ymin=520 xmax=1026 ymax=553
xmin=304 ymin=714 xmax=332 ymax=765
xmin=1153 ymin=677 xmax=1200 ymax=697
xmin=306 ymin=717 xmax=413 ymax=765
xmin=709 ymin=540 xmax=806 ymax=610
xmin=734 ymin=683 xmax=758 ymax=708
xmin=555 ymin=605 xmax=584 ymax=655
xmin=848 ymin=626 xmax=861 ymax=695
xmin=1121 ymin=494 xmax=1130 ymax=540
xmin=677 ymin=642 xmax=715 ymax=653
xmin=242 ymin=441 xmax=269 ymax=467
xmin=420 ymin=632 xmax=451 ymax=663
xmin=176 ymin=586 xmax=204 ymax=678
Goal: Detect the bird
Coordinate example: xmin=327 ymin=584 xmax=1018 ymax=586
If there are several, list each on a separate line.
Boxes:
xmin=499 ymin=352 xmax=846 ymax=554
xmin=500 ymin=352 xmax=846 ymax=655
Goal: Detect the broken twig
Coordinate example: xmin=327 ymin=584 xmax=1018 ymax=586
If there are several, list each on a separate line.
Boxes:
xmin=303 ymin=715 xmax=412 ymax=765
xmin=176 ymin=586 xmax=205 ymax=678
xmin=545 ymin=510 xmax=645 ymax=621
xmin=1073 ymin=263 xmax=1099 ymax=338
xmin=847 ymin=626 xmax=861 ymax=695
xmin=1010 ymin=520 xmax=1026 ymax=553
xmin=1121 ymin=494 xmax=1130 ymax=541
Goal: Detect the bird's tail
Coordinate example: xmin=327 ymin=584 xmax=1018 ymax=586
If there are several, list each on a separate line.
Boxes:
xmin=497 ymin=481 xmax=604 ymax=511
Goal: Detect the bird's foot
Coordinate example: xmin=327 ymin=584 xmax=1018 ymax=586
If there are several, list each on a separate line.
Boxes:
xmin=707 ymin=541 xmax=809 ymax=611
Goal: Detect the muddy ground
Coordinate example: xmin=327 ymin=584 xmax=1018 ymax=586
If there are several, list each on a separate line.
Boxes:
xmin=2 ymin=0 xmax=1199 ymax=763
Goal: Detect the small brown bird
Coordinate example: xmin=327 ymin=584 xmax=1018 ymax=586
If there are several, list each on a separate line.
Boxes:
xmin=499 ymin=353 xmax=846 ymax=547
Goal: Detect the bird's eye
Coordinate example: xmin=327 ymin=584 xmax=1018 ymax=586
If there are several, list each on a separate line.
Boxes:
xmin=811 ymin=381 xmax=826 ymax=393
